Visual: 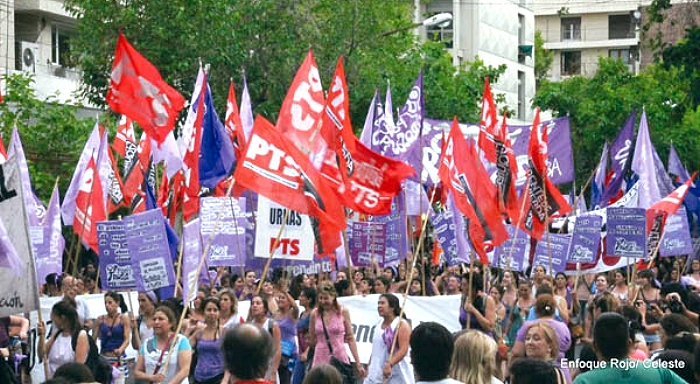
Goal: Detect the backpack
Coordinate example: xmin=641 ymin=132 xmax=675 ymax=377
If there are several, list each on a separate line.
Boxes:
xmin=54 ymin=329 xmax=113 ymax=384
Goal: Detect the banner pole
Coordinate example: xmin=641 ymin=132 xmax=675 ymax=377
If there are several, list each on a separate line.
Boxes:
xmin=256 ymin=209 xmax=291 ymax=295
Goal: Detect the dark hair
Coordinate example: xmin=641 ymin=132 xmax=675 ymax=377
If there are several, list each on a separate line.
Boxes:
xmin=664 ymin=332 xmax=700 ymax=353
xmin=410 ymin=322 xmax=453 ymax=381
xmin=302 ymin=363 xmax=343 ymax=384
xmin=593 ymin=291 xmax=618 ymax=314
xmin=223 ymin=323 xmax=273 ymax=380
xmin=534 ymin=294 xmax=557 ymax=317
xmin=54 ymin=362 xmax=95 ymax=383
xmin=52 ymin=299 xmax=80 ymax=333
xmin=554 ymin=272 xmax=567 ymax=281
xmin=251 ymin=294 xmax=271 ymax=317
xmin=618 ymin=305 xmax=644 ymax=342
xmin=374 ymin=276 xmax=391 ymax=292
xmin=535 ymin=284 xmax=553 ymax=297
xmin=656 ymin=350 xmax=695 ymax=383
xmin=509 ymin=358 xmax=557 ymax=384
xmin=334 ymin=280 xmax=351 ymax=296
xmin=300 ymin=287 xmax=317 ymax=308
xmin=577 ymin=343 xmax=598 ymax=373
xmin=218 ymin=289 xmax=238 ymax=313
xmin=638 ymin=269 xmax=655 ymax=281
xmin=104 ymin=291 xmax=128 ymax=314
xmin=593 ymin=312 xmax=629 ymax=360
xmin=380 ymin=293 xmax=401 ymax=317
xmin=199 ymin=296 xmax=221 ymax=313
xmin=154 ymin=305 xmax=176 ymax=330
xmin=659 ymin=314 xmax=697 ymax=340
xmin=660 ymin=283 xmax=689 ymax=306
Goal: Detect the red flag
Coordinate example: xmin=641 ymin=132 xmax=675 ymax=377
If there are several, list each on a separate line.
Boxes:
xmin=113 ymin=115 xmax=136 ymax=157
xmin=277 ymin=50 xmax=325 ymax=153
xmin=493 ymin=113 xmax=520 ymax=220
xmin=432 ymin=239 xmax=443 ymax=266
xmin=234 ymin=116 xmax=345 ymax=254
xmin=74 ymin=158 xmax=106 ymax=253
xmin=439 ymin=117 xmax=508 ymax=264
xmin=477 ymin=77 xmax=499 ymax=163
xmin=106 ymin=33 xmax=185 ymax=144
xmin=181 ymin=78 xmax=206 ymax=221
xmin=318 ymin=58 xmax=415 ymax=215
xmin=224 ymin=80 xmax=246 ymax=156
xmin=106 ymin=148 xmax=129 ymax=213
xmin=0 ymin=134 xmax=6 ymax=163
xmin=123 ymin=133 xmax=153 ymax=214
xmin=518 ymin=109 xmax=571 ymax=240
xmin=645 ymin=173 xmax=696 ymax=261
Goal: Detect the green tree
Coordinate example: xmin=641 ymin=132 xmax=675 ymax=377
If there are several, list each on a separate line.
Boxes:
xmin=534 ymin=30 xmax=553 ymax=88
xmin=0 ymin=73 xmax=97 ymax=202
xmin=533 ymin=57 xmax=698 ymax=186
xmin=64 ymin=0 xmax=505 ymax=133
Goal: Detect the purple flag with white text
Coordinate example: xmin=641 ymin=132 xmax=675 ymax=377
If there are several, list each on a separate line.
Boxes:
xmin=601 ymin=111 xmax=636 ymax=205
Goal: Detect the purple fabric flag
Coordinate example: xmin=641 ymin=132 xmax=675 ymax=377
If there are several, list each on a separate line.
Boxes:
xmin=62 ymin=121 xmax=101 ymax=225
xmin=397 ymin=72 xmax=424 ymax=170
xmin=532 ymin=234 xmax=571 ymax=275
xmin=371 ymin=194 xmax=409 ymax=266
xmin=590 ymin=142 xmax=609 ymax=209
xmin=199 ymin=197 xmax=247 ymax=266
xmin=384 ymin=83 xmax=396 ymax=142
xmin=424 ymin=116 xmax=574 ymax=186
xmin=97 ymin=220 xmax=136 ymax=290
xmin=97 ymin=131 xmax=114 ymax=209
xmin=430 ymin=198 xmax=470 ymax=266
xmin=413 ymin=118 xmax=445 ymax=187
xmin=34 ymin=185 xmax=64 ymax=284
xmin=446 ymin=194 xmax=472 ymax=265
xmin=404 ymin=180 xmax=430 ymax=216
xmin=240 ymin=74 xmax=254 ymax=142
xmin=493 ymin=224 xmax=529 ymax=272
xmin=8 ymin=128 xmax=41 ymax=226
xmin=668 ymin=144 xmax=691 ymax=182
xmin=606 ymin=207 xmax=647 ymax=258
xmin=601 ymin=111 xmax=635 ymax=205
xmin=0 ymin=220 xmax=23 ymax=277
xmin=568 ymin=215 xmax=602 ymax=263
xmin=151 ymin=131 xmax=183 ymax=179
xmin=348 ymin=221 xmax=386 ymax=266
xmin=632 ymin=110 xmax=675 ymax=208
xmin=182 ymin=218 xmax=202 ymax=302
xmin=660 ymin=207 xmax=693 ymax=257
xmin=359 ymin=90 xmax=380 ymax=149
xmin=125 ymin=209 xmax=177 ymax=292
xmin=199 ymin=77 xmax=236 ymax=189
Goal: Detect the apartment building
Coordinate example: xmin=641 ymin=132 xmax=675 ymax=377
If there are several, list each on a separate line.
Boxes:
xmin=416 ymin=0 xmax=537 ymax=124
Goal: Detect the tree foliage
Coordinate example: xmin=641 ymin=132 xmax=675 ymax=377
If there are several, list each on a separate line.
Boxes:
xmin=534 ymin=30 xmax=553 ymax=88
xmin=0 ymin=73 xmax=96 ymax=202
xmin=533 ymin=57 xmax=698 ymax=187
xmin=64 ymin=0 xmax=505 ymax=134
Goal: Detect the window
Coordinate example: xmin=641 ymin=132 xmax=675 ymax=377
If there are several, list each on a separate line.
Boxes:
xmin=608 ymin=14 xmax=634 ymax=39
xmin=561 ymin=17 xmax=581 ymax=41
xmin=561 ymin=51 xmax=581 ymax=76
xmin=51 ymin=25 xmax=74 ymax=67
xmin=518 ymin=71 xmax=525 ymax=120
xmin=609 ymin=48 xmax=631 ymax=64
xmin=425 ymin=12 xmax=453 ymax=48
xmin=518 ymin=14 xmax=526 ymax=63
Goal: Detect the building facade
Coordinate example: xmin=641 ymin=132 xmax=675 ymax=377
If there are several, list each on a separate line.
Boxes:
xmin=416 ymin=0 xmax=537 ymax=125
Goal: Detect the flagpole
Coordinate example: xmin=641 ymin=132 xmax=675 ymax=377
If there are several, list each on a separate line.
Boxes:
xmin=506 ymin=172 xmax=531 ymax=273
xmin=226 ymin=195 xmax=247 ymax=281
xmin=256 ymin=209 xmax=291 ymax=295
xmin=385 ymin=188 xmax=437 ymax=383
xmin=631 ymin=221 xmax=669 ymax=303
xmin=72 ymin=149 xmax=98 ymax=277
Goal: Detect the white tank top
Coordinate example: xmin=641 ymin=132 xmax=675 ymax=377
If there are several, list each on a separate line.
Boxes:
xmin=364 ymin=317 xmax=414 ymax=384
xmin=48 ymin=333 xmax=75 ymax=377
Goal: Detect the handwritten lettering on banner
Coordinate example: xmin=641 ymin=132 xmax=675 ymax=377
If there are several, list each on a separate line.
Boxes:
xmin=200 ymin=197 xmax=247 ymax=266
xmin=532 ymin=233 xmax=571 ymax=275
xmin=349 ymin=222 xmax=386 ymax=266
xmin=568 ymin=215 xmax=602 ymax=263
xmin=125 ymin=209 xmax=176 ymax=292
xmin=493 ymin=225 xmax=530 ymax=272
xmin=254 ymin=196 xmax=315 ymax=260
xmin=660 ymin=208 xmax=693 ymax=257
xmin=97 ymin=220 xmax=135 ymax=290
xmin=606 ymin=207 xmax=647 ymax=258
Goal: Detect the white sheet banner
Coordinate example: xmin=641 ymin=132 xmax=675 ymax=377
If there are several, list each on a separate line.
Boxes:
xmin=254 ymin=196 xmax=315 ymax=260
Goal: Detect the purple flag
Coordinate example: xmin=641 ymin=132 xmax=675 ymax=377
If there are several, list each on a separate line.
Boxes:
xmin=590 ymin=142 xmax=609 ymax=209
xmin=632 ymin=110 xmax=675 ymax=208
xmin=240 ymin=74 xmax=254 ymax=142
xmin=532 ymin=234 xmax=571 ymax=275
xmin=371 ymin=194 xmax=409 ymax=266
xmin=606 ymin=207 xmax=647 ymax=258
xmin=493 ymin=225 xmax=530 ymax=272
xmin=601 ymin=111 xmax=635 ymax=205
xmin=660 ymin=207 xmax=693 ymax=257
xmin=62 ymin=121 xmax=101 ymax=225
xmin=430 ymin=197 xmax=471 ymax=266
xmin=569 ymin=215 xmax=602 ymax=263
xmin=348 ymin=221 xmax=386 ymax=266
xmin=125 ymin=209 xmax=177 ymax=292
xmin=97 ymin=220 xmax=136 ymax=290
xmin=668 ymin=144 xmax=690 ymax=182
xmin=34 ymin=185 xmax=64 ymax=284
xmin=398 ymin=72 xmax=424 ymax=170
xmin=199 ymin=197 xmax=247 ymax=266
xmin=8 ymin=128 xmax=42 ymax=226
xmin=199 ymin=77 xmax=236 ymax=189
xmin=182 ymin=218 xmax=202 ymax=302
xmin=0 ymin=220 xmax=22 ymax=277
xmin=447 ymin=194 xmax=472 ymax=265
xmin=359 ymin=90 xmax=380 ymax=149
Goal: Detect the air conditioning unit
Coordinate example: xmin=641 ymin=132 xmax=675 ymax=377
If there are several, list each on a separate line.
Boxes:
xmin=20 ymin=41 xmax=39 ymax=72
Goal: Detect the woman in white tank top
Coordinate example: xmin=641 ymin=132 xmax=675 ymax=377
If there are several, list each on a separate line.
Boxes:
xmin=364 ymin=294 xmax=413 ymax=384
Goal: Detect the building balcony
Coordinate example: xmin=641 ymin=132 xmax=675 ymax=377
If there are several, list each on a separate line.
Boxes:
xmin=544 ymin=37 xmax=638 ymax=51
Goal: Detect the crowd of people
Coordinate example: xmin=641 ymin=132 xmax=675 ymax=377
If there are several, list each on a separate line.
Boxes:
xmin=1 ymin=253 xmax=700 ymax=383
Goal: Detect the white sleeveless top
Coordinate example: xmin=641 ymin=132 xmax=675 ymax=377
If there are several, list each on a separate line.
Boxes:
xmin=48 ymin=333 xmax=75 ymax=377
xmin=364 ymin=317 xmax=414 ymax=384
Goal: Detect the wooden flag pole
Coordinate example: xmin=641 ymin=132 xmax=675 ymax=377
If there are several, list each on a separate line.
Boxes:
xmin=256 ymin=209 xmax=291 ymax=295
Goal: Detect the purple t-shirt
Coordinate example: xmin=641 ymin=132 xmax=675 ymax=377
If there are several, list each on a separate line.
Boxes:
xmin=516 ymin=319 xmax=572 ymax=383
xmin=0 ymin=317 xmax=10 ymax=348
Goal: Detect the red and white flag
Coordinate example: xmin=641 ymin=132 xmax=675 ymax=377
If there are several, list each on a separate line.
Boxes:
xmin=224 ymin=80 xmax=246 ymax=157
xmin=106 ymin=33 xmax=185 ymax=144
xmin=113 ymin=115 xmax=136 ymax=158
xmin=0 ymin=135 xmax=7 ymax=164
xmin=645 ymin=173 xmax=696 ymax=260
xmin=73 ymin=158 xmax=106 ymax=253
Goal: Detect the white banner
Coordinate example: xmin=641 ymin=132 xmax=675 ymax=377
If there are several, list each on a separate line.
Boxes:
xmin=254 ymin=196 xmax=315 ymax=260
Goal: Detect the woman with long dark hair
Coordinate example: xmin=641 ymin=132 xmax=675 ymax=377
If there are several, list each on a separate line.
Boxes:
xmin=459 ymin=272 xmax=496 ymax=336
xmin=248 ymin=294 xmax=282 ymax=383
xmin=38 ymin=300 xmax=89 ymax=378
xmin=292 ymin=286 xmax=317 ymax=384
xmin=189 ymin=297 xmax=225 ymax=384
xmin=93 ymin=291 xmax=131 ymax=383
xmin=364 ymin=294 xmax=412 ymax=384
